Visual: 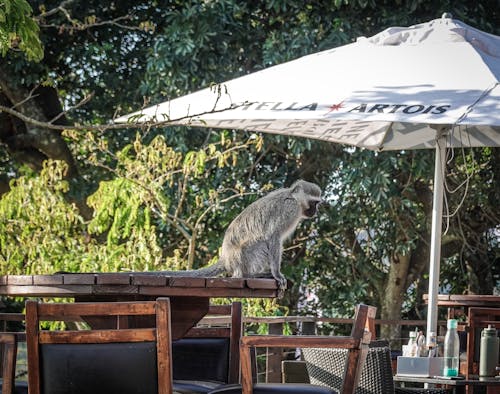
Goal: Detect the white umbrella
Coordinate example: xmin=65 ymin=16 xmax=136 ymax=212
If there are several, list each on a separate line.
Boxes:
xmin=117 ymin=14 xmax=500 ymax=341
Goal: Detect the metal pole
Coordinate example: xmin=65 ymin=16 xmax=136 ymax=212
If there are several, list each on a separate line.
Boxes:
xmin=426 ymin=130 xmax=447 ymax=344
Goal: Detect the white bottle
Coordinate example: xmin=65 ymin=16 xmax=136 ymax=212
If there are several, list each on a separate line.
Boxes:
xmin=443 ymin=319 xmax=460 ymax=376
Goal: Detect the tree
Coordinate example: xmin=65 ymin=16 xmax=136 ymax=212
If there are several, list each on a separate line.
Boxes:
xmin=0 ymin=0 xmax=498 ymax=335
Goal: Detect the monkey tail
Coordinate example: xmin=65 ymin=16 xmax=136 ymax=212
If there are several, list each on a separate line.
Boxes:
xmin=154 ymin=261 xmax=225 ymax=277
xmin=188 ymin=261 xmax=225 ymax=277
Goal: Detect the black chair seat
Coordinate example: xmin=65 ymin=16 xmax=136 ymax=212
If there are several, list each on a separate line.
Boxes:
xmin=208 ymin=383 xmax=338 ymax=394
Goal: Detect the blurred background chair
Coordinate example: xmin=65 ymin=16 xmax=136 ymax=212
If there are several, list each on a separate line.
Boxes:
xmin=172 ymin=302 xmax=243 ymax=393
xmin=25 ymin=298 xmax=173 ymax=394
xmin=303 ymin=340 xmax=451 ymax=394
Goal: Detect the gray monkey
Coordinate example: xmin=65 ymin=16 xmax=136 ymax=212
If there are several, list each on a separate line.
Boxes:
xmin=161 ymin=180 xmax=323 ymax=290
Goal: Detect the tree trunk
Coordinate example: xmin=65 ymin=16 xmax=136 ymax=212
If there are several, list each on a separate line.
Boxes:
xmin=381 ymin=252 xmax=411 ymax=345
xmin=0 ymin=64 xmax=92 ymax=218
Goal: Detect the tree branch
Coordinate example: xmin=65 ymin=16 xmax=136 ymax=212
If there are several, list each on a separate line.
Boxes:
xmin=0 ymin=102 xmax=248 ymax=132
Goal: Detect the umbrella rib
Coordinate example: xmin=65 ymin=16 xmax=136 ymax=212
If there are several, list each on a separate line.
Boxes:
xmin=454 ymin=82 xmax=499 ymax=126
xmin=377 ymin=121 xmax=395 ymax=151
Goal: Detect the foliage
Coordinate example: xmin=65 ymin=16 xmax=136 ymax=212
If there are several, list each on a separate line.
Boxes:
xmin=0 ymin=0 xmax=43 ymax=61
xmin=0 ymin=134 xmax=269 ymax=274
xmin=0 ymin=161 xmax=89 ymax=274
xmin=0 ymin=0 xmax=498 ymax=323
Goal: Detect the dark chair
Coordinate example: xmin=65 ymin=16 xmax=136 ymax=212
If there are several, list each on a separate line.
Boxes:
xmin=25 ymin=298 xmax=174 ymax=394
xmin=172 ymin=302 xmax=243 ymax=393
xmin=209 ymin=304 xmax=376 ymax=394
xmin=303 ymin=340 xmax=450 ymax=394
xmin=0 ymin=313 xmax=28 ymax=394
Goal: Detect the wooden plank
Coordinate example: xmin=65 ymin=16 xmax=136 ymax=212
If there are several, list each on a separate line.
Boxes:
xmin=245 ymin=278 xmax=278 ymax=289
xmin=449 ymin=295 xmax=500 ymax=304
xmin=0 ymin=313 xmax=25 ymax=322
xmin=131 ymin=274 xmax=167 ymax=286
xmin=92 ymin=285 xmax=138 ymax=295
xmin=168 ymin=276 xmax=206 ymax=288
xmin=0 ymin=285 xmax=93 ymax=297
xmin=96 ymin=273 xmax=131 ymax=285
xmin=63 ymin=274 xmax=96 ymax=285
xmin=39 ymin=301 xmax=156 ymax=317
xmin=39 ymin=328 xmax=156 ymax=343
xmin=33 ymin=274 xmax=63 ymax=285
xmin=242 ymin=335 xmax=357 ymax=348
xmin=0 ymin=276 xmax=7 ymax=285
xmin=7 ymin=275 xmax=33 ymax=285
xmin=140 ymin=286 xmax=277 ymax=298
xmin=206 ymin=277 xmax=245 ymax=288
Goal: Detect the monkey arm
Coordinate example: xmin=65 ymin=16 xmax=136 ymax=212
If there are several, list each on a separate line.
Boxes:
xmin=267 ymin=235 xmax=287 ymax=290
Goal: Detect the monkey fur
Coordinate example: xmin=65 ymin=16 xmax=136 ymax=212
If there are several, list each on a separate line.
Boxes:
xmin=159 ymin=180 xmax=323 ymax=290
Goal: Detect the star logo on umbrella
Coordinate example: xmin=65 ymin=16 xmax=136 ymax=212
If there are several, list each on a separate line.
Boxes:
xmin=326 ymin=101 xmax=344 ymax=113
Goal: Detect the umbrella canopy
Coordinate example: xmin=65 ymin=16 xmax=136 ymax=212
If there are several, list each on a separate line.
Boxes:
xmin=117 ymin=14 xmax=500 ymax=340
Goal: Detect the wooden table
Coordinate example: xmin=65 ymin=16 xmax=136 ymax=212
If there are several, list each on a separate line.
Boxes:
xmin=394 ymin=374 xmax=500 ymax=394
xmin=423 ymin=294 xmax=500 ymax=380
xmin=0 ymin=272 xmax=279 ymax=340
xmin=423 ymin=294 xmax=500 ymax=319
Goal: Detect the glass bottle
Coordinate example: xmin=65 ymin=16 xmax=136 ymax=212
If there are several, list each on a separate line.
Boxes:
xmin=443 ymin=319 xmax=460 ymax=376
xmin=408 ymin=330 xmax=418 ymax=357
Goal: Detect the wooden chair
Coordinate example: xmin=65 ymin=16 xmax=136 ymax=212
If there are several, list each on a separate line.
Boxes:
xmin=0 ymin=333 xmax=17 ymax=394
xmin=0 ymin=313 xmax=27 ymax=394
xmin=209 ymin=304 xmax=376 ymax=394
xmin=172 ymin=302 xmax=243 ymax=393
xmin=304 ymin=340 xmax=450 ymax=394
xmin=466 ymin=307 xmax=500 ymax=380
xmin=25 ymin=298 xmax=173 ymax=394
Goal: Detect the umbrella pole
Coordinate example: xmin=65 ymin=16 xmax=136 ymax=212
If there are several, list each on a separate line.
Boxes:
xmin=426 ymin=130 xmax=447 ymax=344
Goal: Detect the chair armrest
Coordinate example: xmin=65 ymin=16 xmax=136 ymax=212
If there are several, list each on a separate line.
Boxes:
xmin=241 ymin=335 xmax=361 ymax=349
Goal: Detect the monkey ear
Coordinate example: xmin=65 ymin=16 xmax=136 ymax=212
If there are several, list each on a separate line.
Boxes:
xmin=291 ymin=180 xmax=303 ymax=194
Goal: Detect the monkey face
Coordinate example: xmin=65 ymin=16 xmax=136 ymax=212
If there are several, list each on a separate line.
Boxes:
xmin=303 ymin=199 xmax=321 ymax=217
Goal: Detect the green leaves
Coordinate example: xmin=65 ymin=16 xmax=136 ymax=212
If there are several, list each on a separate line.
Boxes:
xmin=0 ymin=0 xmax=43 ymax=61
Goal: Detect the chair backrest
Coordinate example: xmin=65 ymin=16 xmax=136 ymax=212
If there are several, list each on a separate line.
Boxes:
xmin=303 ymin=340 xmax=395 ymax=394
xmin=466 ymin=307 xmax=500 ymax=378
xmin=25 ymin=298 xmax=173 ymax=394
xmin=172 ymin=302 xmax=242 ymax=384
xmin=239 ymin=303 xmax=376 ymax=394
